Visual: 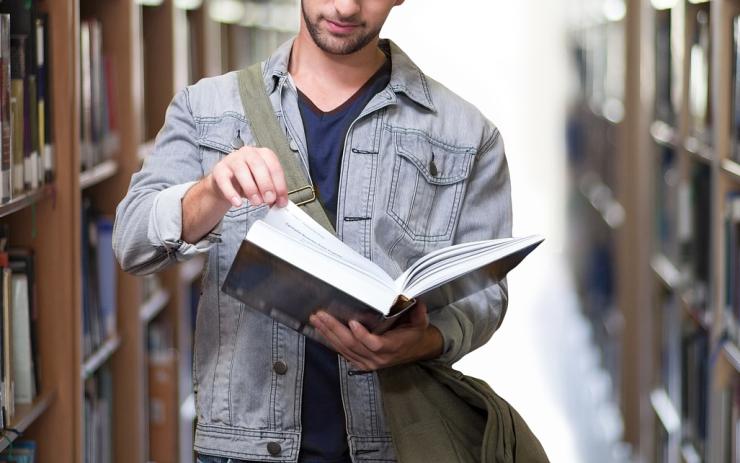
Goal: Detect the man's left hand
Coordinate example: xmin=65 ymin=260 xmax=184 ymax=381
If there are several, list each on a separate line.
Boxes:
xmin=309 ymin=301 xmax=444 ymax=372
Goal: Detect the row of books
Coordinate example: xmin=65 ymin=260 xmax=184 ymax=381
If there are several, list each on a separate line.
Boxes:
xmin=0 ymin=228 xmax=40 ymax=429
xmin=718 ymin=375 xmax=740 ymax=463
xmin=81 ymin=198 xmax=117 ymax=360
xmin=0 ymin=0 xmax=54 ymax=203
xmin=84 ymin=367 xmax=112 ymax=463
xmin=654 ymin=144 xmax=712 ymax=311
xmin=0 ymin=441 xmax=35 ymax=462
xmin=725 ymin=194 xmax=740 ymax=343
xmin=655 ymin=5 xmax=712 ymax=141
xmin=80 ymin=18 xmax=119 ymax=172
xmin=654 ymin=289 xmax=710 ymax=459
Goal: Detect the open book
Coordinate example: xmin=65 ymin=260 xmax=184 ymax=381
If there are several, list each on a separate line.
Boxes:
xmin=222 ymin=202 xmax=543 ymax=339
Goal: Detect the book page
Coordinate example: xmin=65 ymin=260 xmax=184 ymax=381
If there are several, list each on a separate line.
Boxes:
xmin=261 ymin=202 xmax=392 ymax=284
xmin=400 ymin=235 xmax=545 ymax=298
xmin=246 ymin=222 xmax=398 ymax=312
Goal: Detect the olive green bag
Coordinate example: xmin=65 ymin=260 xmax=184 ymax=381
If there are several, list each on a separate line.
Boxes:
xmin=236 ymin=63 xmax=550 ymax=463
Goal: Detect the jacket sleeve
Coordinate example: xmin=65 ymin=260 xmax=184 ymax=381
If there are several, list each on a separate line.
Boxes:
xmin=112 ymin=87 xmax=217 ymax=276
xmin=428 ymin=126 xmax=512 ymax=365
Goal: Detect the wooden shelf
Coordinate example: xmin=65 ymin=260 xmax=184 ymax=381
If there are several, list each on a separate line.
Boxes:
xmin=721 ymin=159 xmax=740 ymax=185
xmin=0 ymin=389 xmax=57 ymax=453
xmin=650 ymin=120 xmax=678 ymax=148
xmin=722 ymin=341 xmax=740 ymax=374
xmin=80 ymin=159 xmax=119 ymax=190
xmin=651 ymin=253 xmax=683 ymax=291
xmin=684 ymin=137 xmax=714 ymax=165
xmin=0 ymin=186 xmax=51 ymax=219
xmin=650 ymin=388 xmax=681 ymax=435
xmin=140 ymin=288 xmax=170 ymax=324
xmin=81 ymin=335 xmax=121 ymax=379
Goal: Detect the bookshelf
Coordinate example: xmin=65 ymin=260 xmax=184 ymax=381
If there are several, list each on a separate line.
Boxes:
xmin=567 ymin=0 xmax=740 ymax=461
xmin=0 ymin=0 xmax=281 ymax=461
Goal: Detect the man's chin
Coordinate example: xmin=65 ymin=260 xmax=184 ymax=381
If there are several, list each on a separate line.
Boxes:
xmin=315 ymin=35 xmax=364 ymax=55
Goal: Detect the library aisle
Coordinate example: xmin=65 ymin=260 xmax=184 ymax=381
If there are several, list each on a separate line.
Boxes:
xmin=385 ymin=2 xmax=628 ymax=462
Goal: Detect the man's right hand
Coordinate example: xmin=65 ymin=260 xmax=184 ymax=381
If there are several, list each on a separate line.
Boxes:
xmin=181 ymin=146 xmax=288 ymax=244
xmin=209 ymin=146 xmax=289 ymax=208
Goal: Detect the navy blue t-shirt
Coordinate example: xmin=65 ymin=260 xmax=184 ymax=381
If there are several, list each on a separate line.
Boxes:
xmin=297 ymin=59 xmax=391 ymax=463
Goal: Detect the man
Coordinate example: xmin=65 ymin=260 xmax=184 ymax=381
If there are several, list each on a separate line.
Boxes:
xmin=113 ymin=0 xmax=511 ymax=461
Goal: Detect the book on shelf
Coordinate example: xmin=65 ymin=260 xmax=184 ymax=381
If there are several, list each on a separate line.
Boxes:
xmin=654 ymin=9 xmax=676 ymax=126
xmin=81 ymin=198 xmax=117 ymax=359
xmin=80 ymin=18 xmax=119 ymax=174
xmin=84 ymin=366 xmax=113 ymax=463
xmin=8 ymin=248 xmax=39 ymax=403
xmin=0 ymin=2 xmax=54 ymax=202
xmin=681 ymin=326 xmax=709 ymax=454
xmin=734 ymin=15 xmax=740 ymax=162
xmin=0 ymin=15 xmax=10 ymax=204
xmin=35 ymin=13 xmax=52 ymax=184
xmin=688 ymin=6 xmax=711 ymax=142
xmin=0 ymin=440 xmax=36 ymax=462
xmin=656 ymin=145 xmax=681 ymax=265
xmin=725 ymin=193 xmax=740 ymax=343
xmin=222 ymin=202 xmax=543 ymax=341
xmin=659 ymin=292 xmax=681 ymax=411
xmin=0 ymin=230 xmax=41 ymax=425
xmin=686 ymin=164 xmax=711 ymax=310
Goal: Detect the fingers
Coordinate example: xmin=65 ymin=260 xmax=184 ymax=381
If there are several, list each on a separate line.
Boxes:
xmin=211 ymin=165 xmax=242 ymax=207
xmin=244 ymin=149 xmax=277 ymax=204
xmin=260 ymin=149 xmax=289 ymax=207
xmin=210 ymin=146 xmax=288 ymax=208
xmin=348 ymin=321 xmax=389 ymax=354
xmin=310 ymin=313 xmax=373 ymax=369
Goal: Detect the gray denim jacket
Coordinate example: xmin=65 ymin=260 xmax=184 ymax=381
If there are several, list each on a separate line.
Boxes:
xmin=113 ymin=38 xmax=512 ymax=462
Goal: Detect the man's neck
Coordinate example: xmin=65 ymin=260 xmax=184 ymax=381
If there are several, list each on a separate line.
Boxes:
xmin=289 ymin=28 xmax=387 ymax=112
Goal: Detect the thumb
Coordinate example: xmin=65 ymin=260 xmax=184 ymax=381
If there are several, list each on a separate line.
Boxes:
xmin=407 ymin=301 xmax=429 ymax=327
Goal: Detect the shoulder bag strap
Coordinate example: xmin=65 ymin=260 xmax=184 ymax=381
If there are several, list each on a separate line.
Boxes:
xmin=236 ymin=63 xmax=335 ymax=234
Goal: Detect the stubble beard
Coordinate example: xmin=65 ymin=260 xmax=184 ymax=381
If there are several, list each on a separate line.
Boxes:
xmin=302 ymin=4 xmax=380 ymax=55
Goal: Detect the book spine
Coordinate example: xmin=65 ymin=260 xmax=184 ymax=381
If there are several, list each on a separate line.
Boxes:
xmin=80 ymin=21 xmax=91 ymax=172
xmin=38 ymin=13 xmax=51 ymax=183
xmin=9 ymin=36 xmax=24 ymax=196
xmin=0 ymin=16 xmax=8 ymax=203
xmin=35 ymin=17 xmax=44 ymax=186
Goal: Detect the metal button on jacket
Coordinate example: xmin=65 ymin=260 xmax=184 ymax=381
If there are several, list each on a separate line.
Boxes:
xmin=289 ymin=139 xmax=299 ymax=152
xmin=267 ymin=441 xmax=282 ymax=456
xmin=273 ymin=360 xmax=288 ymax=375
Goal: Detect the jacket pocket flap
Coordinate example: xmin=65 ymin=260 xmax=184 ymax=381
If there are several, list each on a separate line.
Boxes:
xmin=196 ymin=114 xmax=251 ymax=154
xmin=395 ymin=131 xmax=475 ymax=185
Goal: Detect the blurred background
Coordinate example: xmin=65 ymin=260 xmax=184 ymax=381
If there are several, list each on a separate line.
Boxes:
xmin=0 ymin=0 xmax=737 ymax=462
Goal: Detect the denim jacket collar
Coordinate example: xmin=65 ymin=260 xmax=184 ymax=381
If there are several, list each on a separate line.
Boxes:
xmin=262 ymin=37 xmax=436 ymax=112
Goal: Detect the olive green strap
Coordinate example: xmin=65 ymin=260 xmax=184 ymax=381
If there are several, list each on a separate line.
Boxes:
xmin=237 ymin=63 xmax=335 ymax=233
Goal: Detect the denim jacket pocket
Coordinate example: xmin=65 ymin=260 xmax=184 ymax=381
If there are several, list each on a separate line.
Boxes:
xmin=195 ymin=115 xmax=265 ymax=219
xmin=387 ymin=130 xmax=476 ymax=242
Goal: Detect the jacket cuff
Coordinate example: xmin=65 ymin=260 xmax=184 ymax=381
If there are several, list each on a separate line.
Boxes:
xmin=148 ymin=181 xmax=218 ymax=261
xmin=428 ymin=309 xmax=464 ymax=365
